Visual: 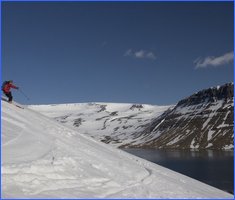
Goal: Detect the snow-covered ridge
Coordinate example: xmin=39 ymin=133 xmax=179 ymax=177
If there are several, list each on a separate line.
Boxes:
xmin=2 ymin=100 xmax=233 ymax=198
xmin=29 ymin=102 xmax=167 ymax=113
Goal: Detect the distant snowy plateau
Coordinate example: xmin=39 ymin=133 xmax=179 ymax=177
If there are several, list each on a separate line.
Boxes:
xmin=31 ymin=82 xmax=234 ymax=150
xmin=1 ymin=83 xmax=233 ymax=198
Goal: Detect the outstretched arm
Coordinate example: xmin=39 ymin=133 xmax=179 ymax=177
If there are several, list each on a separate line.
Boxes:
xmin=10 ymin=83 xmax=19 ymax=90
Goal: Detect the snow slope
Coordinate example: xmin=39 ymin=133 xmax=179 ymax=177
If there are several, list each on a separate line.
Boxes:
xmin=1 ymin=100 xmax=233 ymax=198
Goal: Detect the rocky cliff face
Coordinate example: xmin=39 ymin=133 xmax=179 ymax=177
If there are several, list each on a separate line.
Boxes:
xmin=125 ymin=83 xmax=234 ymax=149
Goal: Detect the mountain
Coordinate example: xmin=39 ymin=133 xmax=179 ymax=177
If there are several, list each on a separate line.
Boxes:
xmin=2 ymin=100 xmax=233 ymax=198
xmin=30 ymin=83 xmax=234 ymax=150
xmin=128 ymin=82 xmax=234 ymax=149
xmin=29 ymin=103 xmax=173 ymax=147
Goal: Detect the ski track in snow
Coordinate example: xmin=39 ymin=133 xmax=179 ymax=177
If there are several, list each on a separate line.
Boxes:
xmin=1 ymin=100 xmax=233 ymax=198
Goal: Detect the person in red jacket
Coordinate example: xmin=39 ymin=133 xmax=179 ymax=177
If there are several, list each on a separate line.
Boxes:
xmin=2 ymin=80 xmax=19 ymax=103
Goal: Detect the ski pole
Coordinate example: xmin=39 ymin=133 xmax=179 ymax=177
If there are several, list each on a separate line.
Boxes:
xmin=19 ymin=89 xmax=30 ymax=100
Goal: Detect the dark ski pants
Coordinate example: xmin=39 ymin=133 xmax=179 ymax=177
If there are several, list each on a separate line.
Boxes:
xmin=4 ymin=92 xmax=13 ymax=102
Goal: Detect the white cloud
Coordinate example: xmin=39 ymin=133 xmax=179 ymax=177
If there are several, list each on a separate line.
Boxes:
xmin=124 ymin=49 xmax=156 ymax=60
xmin=135 ymin=50 xmax=145 ymax=58
xmin=194 ymin=51 xmax=234 ymax=69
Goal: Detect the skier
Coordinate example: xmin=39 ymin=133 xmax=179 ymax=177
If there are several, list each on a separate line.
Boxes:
xmin=2 ymin=80 xmax=19 ymax=103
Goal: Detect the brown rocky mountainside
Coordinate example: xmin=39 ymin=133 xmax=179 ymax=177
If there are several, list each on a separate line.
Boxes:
xmin=124 ymin=83 xmax=234 ymax=149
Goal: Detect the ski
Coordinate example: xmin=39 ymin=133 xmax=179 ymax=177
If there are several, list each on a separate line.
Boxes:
xmin=1 ymin=98 xmax=24 ymax=109
xmin=14 ymin=104 xmax=24 ymax=109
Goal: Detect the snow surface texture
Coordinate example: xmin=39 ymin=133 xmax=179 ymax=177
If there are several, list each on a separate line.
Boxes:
xmin=2 ymin=100 xmax=233 ymax=198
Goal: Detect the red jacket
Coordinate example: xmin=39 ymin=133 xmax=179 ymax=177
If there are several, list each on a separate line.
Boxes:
xmin=2 ymin=83 xmax=18 ymax=93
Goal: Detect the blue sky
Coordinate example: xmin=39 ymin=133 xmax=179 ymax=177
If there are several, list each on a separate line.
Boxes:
xmin=2 ymin=2 xmax=234 ymax=105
